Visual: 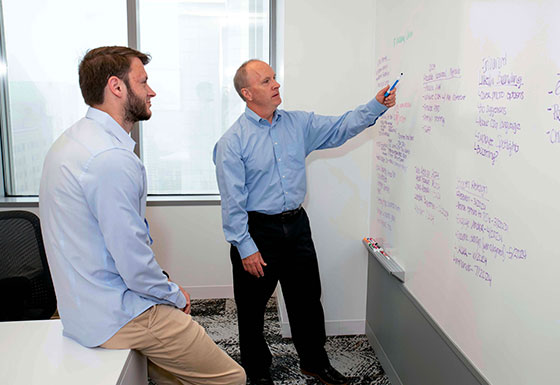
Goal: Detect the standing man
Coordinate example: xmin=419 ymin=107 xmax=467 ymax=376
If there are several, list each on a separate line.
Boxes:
xmin=40 ymin=46 xmax=245 ymax=385
xmin=213 ymin=59 xmax=396 ymax=385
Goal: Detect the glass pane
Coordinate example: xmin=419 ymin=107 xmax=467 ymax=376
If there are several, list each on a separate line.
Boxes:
xmin=2 ymin=0 xmax=127 ymax=195
xmin=139 ymin=0 xmax=269 ymax=194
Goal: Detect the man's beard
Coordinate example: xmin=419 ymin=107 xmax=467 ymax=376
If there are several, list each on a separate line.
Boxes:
xmin=123 ymin=86 xmax=151 ymax=124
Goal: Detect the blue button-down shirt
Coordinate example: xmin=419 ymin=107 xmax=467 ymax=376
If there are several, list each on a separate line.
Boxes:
xmin=39 ymin=107 xmax=186 ymax=347
xmin=213 ymin=98 xmax=387 ymax=259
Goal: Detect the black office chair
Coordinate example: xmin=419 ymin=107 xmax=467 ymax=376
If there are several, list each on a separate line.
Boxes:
xmin=0 ymin=210 xmax=57 ymax=321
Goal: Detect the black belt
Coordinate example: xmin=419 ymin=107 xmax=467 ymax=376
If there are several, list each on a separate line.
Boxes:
xmin=249 ymin=206 xmax=303 ymax=220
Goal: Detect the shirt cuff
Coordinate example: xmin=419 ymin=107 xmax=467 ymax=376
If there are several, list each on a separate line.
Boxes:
xmin=367 ymin=98 xmax=388 ymax=115
xmin=169 ymin=282 xmax=187 ymax=309
xmin=237 ymin=237 xmax=259 ymax=259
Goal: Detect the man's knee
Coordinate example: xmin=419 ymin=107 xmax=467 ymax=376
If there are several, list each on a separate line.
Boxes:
xmin=229 ymin=363 xmax=247 ymax=385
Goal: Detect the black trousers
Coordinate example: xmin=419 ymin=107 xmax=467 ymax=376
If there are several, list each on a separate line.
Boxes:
xmin=230 ymin=208 xmax=329 ymax=377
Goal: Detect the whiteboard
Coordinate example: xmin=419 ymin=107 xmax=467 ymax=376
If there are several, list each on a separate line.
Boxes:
xmin=372 ymin=1 xmax=560 ymax=384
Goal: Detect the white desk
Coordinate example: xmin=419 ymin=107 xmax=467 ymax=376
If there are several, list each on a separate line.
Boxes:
xmin=0 ymin=319 xmax=147 ymax=384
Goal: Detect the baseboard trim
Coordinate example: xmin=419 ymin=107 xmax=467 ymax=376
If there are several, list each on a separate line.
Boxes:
xmin=183 ymin=285 xmax=234 ymax=299
xmin=280 ymin=319 xmax=365 ymax=338
xmin=280 ymin=322 xmax=291 ymax=337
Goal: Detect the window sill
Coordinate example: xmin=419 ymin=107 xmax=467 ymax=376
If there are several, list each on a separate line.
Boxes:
xmin=0 ymin=195 xmax=221 ymax=208
xmin=147 ymin=195 xmax=221 ymax=206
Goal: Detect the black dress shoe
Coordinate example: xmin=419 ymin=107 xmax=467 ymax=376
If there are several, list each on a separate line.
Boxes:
xmin=248 ymin=373 xmax=274 ymax=385
xmin=301 ymin=364 xmax=348 ymax=385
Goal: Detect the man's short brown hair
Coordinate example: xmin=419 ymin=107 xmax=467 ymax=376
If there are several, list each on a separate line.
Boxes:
xmin=78 ymin=46 xmax=151 ymax=107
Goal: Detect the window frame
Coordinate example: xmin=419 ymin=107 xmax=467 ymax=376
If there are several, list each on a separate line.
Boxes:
xmin=0 ymin=0 xmax=276 ymax=200
xmin=0 ymin=0 xmax=10 ymax=197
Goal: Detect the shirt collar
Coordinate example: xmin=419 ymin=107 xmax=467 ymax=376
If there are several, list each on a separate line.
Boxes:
xmin=244 ymin=106 xmax=282 ymax=126
xmin=85 ymin=107 xmax=137 ymax=152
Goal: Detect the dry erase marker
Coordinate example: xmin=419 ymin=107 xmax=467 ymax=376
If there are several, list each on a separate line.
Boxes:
xmin=385 ymin=73 xmax=403 ymax=96
xmin=369 ymin=238 xmax=380 ymax=250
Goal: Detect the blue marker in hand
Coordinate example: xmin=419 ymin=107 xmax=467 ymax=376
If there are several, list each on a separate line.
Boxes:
xmin=384 ymin=72 xmax=403 ymax=96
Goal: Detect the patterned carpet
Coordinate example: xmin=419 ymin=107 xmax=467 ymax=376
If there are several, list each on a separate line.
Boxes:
xmin=149 ymin=297 xmax=391 ymax=385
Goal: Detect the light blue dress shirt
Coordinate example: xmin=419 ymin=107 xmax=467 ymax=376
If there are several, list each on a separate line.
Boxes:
xmin=39 ymin=107 xmax=186 ymax=347
xmin=213 ymin=98 xmax=387 ymax=259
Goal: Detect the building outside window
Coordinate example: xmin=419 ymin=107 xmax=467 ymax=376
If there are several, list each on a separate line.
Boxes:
xmin=0 ymin=0 xmax=270 ymax=196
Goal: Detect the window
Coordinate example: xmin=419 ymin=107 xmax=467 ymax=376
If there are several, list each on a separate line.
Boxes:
xmin=139 ymin=0 xmax=269 ymax=194
xmin=0 ymin=0 xmax=128 ymax=196
xmin=0 ymin=0 xmax=271 ymax=196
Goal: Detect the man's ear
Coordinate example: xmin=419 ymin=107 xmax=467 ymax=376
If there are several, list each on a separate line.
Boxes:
xmin=241 ymin=88 xmax=252 ymax=102
xmin=107 ymin=76 xmax=125 ymax=98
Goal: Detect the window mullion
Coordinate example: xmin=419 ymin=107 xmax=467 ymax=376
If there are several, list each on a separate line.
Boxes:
xmin=269 ymin=0 xmax=276 ymax=71
xmin=0 ymin=0 xmax=14 ymax=197
xmin=127 ymin=0 xmax=142 ymax=160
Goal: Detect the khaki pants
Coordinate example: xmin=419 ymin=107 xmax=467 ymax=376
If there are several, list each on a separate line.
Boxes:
xmin=101 ymin=304 xmax=246 ymax=385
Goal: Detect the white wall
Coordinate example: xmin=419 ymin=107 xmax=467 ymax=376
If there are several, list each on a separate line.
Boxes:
xmin=1 ymin=0 xmax=378 ymax=335
xmin=145 ymin=205 xmax=233 ymax=299
xmin=0 ymin=205 xmax=233 ymax=299
xmin=277 ymin=0 xmax=377 ymax=336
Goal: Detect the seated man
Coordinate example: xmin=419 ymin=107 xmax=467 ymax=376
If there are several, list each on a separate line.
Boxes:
xmin=39 ymin=46 xmax=245 ymax=385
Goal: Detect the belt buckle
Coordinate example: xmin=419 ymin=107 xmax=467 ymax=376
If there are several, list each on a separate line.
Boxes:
xmin=281 ymin=206 xmax=300 ymax=218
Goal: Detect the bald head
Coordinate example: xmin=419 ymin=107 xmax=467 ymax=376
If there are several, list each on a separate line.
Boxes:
xmin=233 ymin=60 xmax=281 ymax=122
xmin=234 ymin=59 xmax=266 ymax=101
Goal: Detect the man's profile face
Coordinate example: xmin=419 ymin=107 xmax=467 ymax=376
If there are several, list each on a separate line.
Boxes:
xmin=123 ymin=57 xmax=156 ymax=123
xmin=244 ymin=61 xmax=281 ymax=110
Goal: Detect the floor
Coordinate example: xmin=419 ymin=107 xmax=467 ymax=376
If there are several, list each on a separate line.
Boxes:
xmin=160 ymin=297 xmax=392 ymax=385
